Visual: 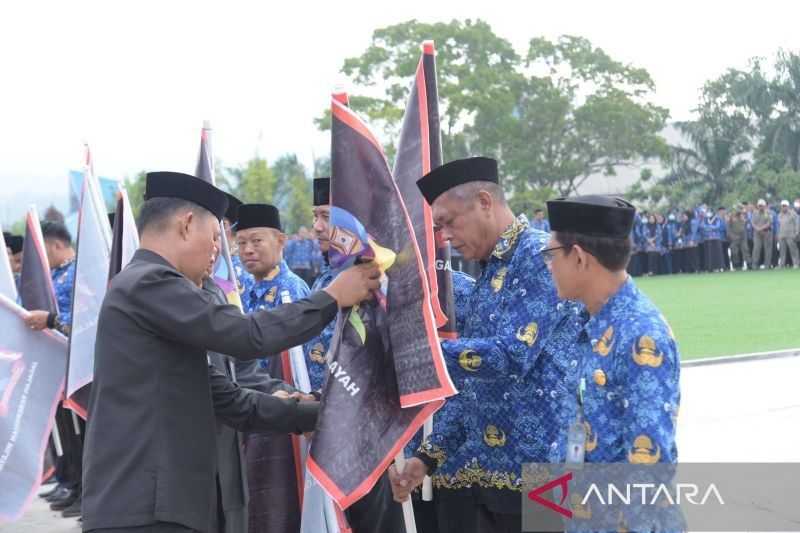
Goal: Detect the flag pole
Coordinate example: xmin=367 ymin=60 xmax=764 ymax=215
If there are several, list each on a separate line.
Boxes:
xmin=394 ymin=453 xmax=419 ymax=533
xmin=51 ymin=425 xmax=64 ymax=457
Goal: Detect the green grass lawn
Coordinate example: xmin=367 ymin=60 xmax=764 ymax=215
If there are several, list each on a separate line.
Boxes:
xmin=634 ymin=269 xmax=800 ymax=360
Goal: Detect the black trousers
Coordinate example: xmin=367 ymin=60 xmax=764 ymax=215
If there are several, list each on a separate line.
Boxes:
xmin=54 ymin=403 xmax=84 ymax=489
xmin=436 ymin=498 xmax=521 ymax=533
xmin=345 ymin=472 xmax=405 ymax=533
xmin=722 ymin=241 xmax=731 ymax=270
xmin=646 ymin=252 xmax=660 ymax=275
xmin=88 ymin=523 xmax=198 ymax=532
xmin=683 ymin=246 xmax=699 ymax=273
xmin=704 ymin=240 xmax=724 ymax=271
xmin=432 ymin=488 xmax=524 ymax=533
xmin=412 ymin=493 xmax=440 ymax=533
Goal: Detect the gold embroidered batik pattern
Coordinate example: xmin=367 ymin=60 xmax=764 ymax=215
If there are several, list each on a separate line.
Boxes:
xmin=491 ymin=215 xmax=529 ymax=260
xmin=418 ymin=441 xmax=447 ymax=468
xmin=431 ymin=459 xmax=522 ymax=491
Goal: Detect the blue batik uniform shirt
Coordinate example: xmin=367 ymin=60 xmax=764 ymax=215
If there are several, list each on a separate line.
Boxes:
xmin=574 ymin=276 xmax=680 ymax=465
xmin=417 ymin=215 xmax=581 ymax=498
xmin=302 ymin=259 xmax=336 ymax=391
xmin=52 ymin=258 xmax=76 ymax=329
xmin=241 ymin=260 xmax=310 ymax=370
xmin=231 ymin=254 xmax=254 ymax=297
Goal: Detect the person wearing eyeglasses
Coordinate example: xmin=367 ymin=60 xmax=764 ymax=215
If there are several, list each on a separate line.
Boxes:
xmin=542 ymin=196 xmax=680 ymax=474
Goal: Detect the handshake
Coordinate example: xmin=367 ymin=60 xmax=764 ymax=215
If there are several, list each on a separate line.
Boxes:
xmin=271 ymin=390 xmax=315 ymax=402
xmin=271 ymin=390 xmax=316 ymax=440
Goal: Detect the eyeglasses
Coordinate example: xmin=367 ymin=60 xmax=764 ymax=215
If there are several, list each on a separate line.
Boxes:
xmin=540 ymin=245 xmax=567 ymax=265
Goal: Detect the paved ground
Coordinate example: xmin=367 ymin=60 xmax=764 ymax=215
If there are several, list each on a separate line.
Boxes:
xmin=3 ymin=354 xmax=799 ymax=532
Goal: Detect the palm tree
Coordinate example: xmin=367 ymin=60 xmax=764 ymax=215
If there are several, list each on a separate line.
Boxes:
xmin=659 ymin=120 xmax=750 ymax=206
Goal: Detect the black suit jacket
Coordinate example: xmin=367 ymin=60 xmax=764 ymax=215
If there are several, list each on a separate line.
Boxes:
xmin=82 ymin=249 xmax=335 ymax=533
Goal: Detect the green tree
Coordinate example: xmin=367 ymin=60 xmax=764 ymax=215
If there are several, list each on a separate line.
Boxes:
xmin=123 ymin=171 xmax=147 ymax=219
xmin=236 ymin=157 xmax=278 ymax=204
xmin=502 ymin=36 xmax=669 ymax=197
xmin=694 ymin=50 xmax=800 ymax=172
xmin=282 ymin=173 xmax=313 ymax=234
xmin=319 ymin=21 xmax=668 ymax=200
xmin=629 ymin=120 xmax=749 ymax=207
xmin=271 ymin=154 xmax=313 ymax=233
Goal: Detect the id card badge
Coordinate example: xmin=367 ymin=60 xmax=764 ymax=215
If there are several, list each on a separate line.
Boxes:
xmin=565 ymin=419 xmax=586 ymax=465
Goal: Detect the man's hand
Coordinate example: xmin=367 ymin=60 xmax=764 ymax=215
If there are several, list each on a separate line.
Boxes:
xmin=24 ymin=310 xmax=50 ymax=331
xmin=271 ymin=390 xmax=291 ymax=399
xmin=323 ymin=262 xmax=381 ymax=308
xmin=387 ymin=457 xmax=428 ymax=503
xmin=289 ymin=392 xmax=316 ymax=402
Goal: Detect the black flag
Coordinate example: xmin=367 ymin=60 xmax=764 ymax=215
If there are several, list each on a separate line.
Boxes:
xmin=19 ymin=208 xmax=57 ymax=314
xmin=392 ymin=40 xmax=458 ymax=339
xmin=307 ymin=94 xmax=455 ymax=509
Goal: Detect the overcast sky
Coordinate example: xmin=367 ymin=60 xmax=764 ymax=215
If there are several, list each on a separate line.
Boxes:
xmin=1 ymin=0 xmax=798 ymax=211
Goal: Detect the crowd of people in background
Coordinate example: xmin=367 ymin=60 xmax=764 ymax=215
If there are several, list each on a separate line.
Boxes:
xmin=281 ymin=227 xmax=324 ymax=287
xmin=624 ymin=198 xmax=800 ymax=276
xmin=283 ymin=198 xmax=800 ymax=281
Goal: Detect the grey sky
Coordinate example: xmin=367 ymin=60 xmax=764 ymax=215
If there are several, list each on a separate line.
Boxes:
xmin=1 ymin=0 xmax=798 ymax=221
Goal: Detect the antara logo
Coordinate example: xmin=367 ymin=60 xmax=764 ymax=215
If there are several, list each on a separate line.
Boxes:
xmin=527 ymin=470 xmax=725 ymax=518
xmin=528 ymin=471 xmax=573 ymax=518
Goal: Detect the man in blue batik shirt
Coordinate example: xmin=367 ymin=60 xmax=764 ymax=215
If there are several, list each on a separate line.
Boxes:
xmin=23 ymin=221 xmax=85 ymax=518
xmin=389 ymin=157 xmax=583 ymax=533
xmin=24 ymin=222 xmax=76 ymax=335
xmin=544 ymin=196 xmax=680 ymax=464
xmin=303 ymin=177 xmax=336 ymax=392
xmin=236 ymin=203 xmax=313 ymax=533
xmin=544 ymin=196 xmax=681 ymax=532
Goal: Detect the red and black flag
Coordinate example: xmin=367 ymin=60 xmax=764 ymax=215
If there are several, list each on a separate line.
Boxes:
xmin=64 ymin=164 xmax=112 ymax=418
xmin=195 ymin=121 xmax=241 ymax=307
xmin=392 ymin=40 xmax=458 ymax=339
xmin=19 ymin=207 xmax=57 ymax=315
xmin=307 ymin=94 xmax=455 ymax=510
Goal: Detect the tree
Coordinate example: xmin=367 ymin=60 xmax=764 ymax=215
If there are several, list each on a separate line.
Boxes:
xmin=123 ymin=171 xmax=147 ymax=219
xmin=318 ymin=21 xmax=669 ymax=201
xmin=270 ymin=154 xmax=312 ymax=233
xmin=629 ymin=119 xmax=749 ymax=208
xmin=696 ymin=50 xmax=800 ymax=172
xmin=235 ymin=157 xmax=278 ymax=204
xmin=502 ymin=36 xmax=669 ymax=198
xmin=282 ymin=173 xmax=313 ymax=234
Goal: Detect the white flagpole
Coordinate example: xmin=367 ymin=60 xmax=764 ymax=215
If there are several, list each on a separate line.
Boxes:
xmin=280 ymin=290 xmax=340 ymax=533
xmin=394 ymin=453 xmax=419 ymax=533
